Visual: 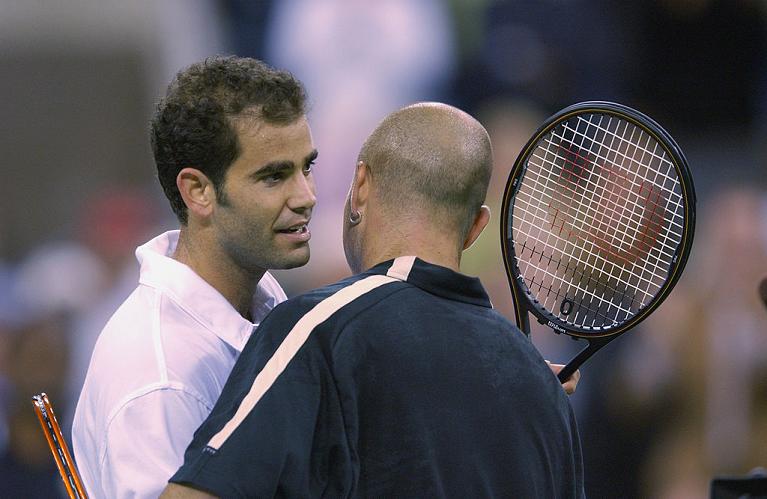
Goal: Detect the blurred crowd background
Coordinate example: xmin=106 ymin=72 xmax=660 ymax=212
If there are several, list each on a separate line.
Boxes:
xmin=1 ymin=0 xmax=766 ymax=497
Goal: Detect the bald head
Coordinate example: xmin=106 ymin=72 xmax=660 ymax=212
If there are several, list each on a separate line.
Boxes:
xmin=358 ymin=102 xmax=493 ymax=236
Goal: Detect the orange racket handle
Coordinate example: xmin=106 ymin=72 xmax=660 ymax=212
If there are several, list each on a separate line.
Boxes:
xmin=32 ymin=393 xmax=88 ymax=499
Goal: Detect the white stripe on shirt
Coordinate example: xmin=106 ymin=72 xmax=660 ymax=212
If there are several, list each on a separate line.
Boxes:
xmin=206 ymin=257 xmax=415 ymax=451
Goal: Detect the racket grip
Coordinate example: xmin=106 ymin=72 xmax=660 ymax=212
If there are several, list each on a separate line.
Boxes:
xmin=556 ymin=337 xmax=611 ymax=384
xmin=556 ymin=360 xmax=582 ymax=384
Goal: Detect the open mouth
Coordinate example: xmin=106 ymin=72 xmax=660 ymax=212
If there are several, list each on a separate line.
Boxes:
xmin=277 ymin=224 xmax=308 ymax=234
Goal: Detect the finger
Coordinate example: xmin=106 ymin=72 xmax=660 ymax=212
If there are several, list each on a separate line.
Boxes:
xmin=560 ymin=369 xmax=581 ymax=395
xmin=545 ymin=361 xmax=581 ymax=395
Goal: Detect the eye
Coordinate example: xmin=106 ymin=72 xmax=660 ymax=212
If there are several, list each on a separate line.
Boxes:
xmin=263 ymin=172 xmax=285 ymax=185
xmin=303 ymin=160 xmax=315 ymax=175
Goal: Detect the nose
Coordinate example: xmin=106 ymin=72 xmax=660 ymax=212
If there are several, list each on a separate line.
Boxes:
xmin=287 ymin=171 xmax=317 ymax=213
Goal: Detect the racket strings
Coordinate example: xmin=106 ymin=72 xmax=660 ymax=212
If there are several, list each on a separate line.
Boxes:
xmin=551 ymin=142 xmax=684 ymax=249
xmin=544 ymin=128 xmax=685 ymax=237
xmin=513 ymin=176 xmax=673 ymax=285
xmin=525 ymin=118 xmax=633 ymax=327
xmin=555 ymin=139 xmax=670 ymax=241
xmin=530 ymin=174 xmax=668 ymax=310
xmin=561 ymin=116 xmax=682 ymax=196
xmin=529 ymin=155 xmax=681 ymax=262
xmin=511 ymin=113 xmax=686 ymax=329
xmin=561 ymin=114 xmax=687 ymax=272
xmin=532 ymin=118 xmax=680 ymax=320
xmin=518 ymin=166 xmax=679 ymax=271
xmin=518 ymin=239 xmax=636 ymax=325
xmin=546 ymin=114 xmax=685 ymax=252
xmin=551 ymin=158 xmax=665 ymax=265
xmin=514 ymin=222 xmax=646 ymax=324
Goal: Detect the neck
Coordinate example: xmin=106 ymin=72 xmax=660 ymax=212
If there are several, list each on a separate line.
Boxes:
xmin=361 ymin=219 xmax=462 ymax=272
xmin=173 ymin=227 xmax=264 ymax=321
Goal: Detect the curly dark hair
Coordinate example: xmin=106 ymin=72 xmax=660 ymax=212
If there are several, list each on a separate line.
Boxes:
xmin=150 ymin=55 xmax=307 ymax=224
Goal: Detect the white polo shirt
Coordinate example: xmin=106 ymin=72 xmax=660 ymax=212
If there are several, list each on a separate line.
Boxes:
xmin=72 ymin=230 xmax=287 ymax=499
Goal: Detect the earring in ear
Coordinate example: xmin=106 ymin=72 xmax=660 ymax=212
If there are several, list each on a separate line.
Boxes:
xmin=348 ymin=161 xmax=364 ymax=225
xmin=349 ymin=209 xmax=362 ymax=225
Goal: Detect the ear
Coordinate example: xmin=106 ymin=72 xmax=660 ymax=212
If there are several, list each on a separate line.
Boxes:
xmin=462 ymin=205 xmax=491 ymax=250
xmin=351 ymin=161 xmax=371 ymax=213
xmin=177 ymin=167 xmax=216 ymax=220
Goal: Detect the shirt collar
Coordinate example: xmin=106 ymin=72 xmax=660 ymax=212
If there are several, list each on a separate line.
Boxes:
xmin=135 ymin=230 xmax=274 ymax=352
xmin=369 ymin=257 xmax=492 ymax=308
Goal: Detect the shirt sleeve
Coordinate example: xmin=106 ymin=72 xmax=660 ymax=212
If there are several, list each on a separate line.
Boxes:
xmin=169 ymin=316 xmax=354 ymax=497
xmin=99 ymin=388 xmax=211 ymax=499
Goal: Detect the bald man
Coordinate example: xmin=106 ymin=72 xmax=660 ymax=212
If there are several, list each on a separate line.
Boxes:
xmin=162 ymin=103 xmax=585 ymax=498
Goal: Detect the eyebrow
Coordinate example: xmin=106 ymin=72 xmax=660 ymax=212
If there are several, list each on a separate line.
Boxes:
xmin=305 ymin=149 xmax=319 ymax=164
xmin=252 ymin=149 xmax=319 ymax=178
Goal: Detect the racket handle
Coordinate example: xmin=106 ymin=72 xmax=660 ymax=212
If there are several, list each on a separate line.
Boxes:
xmin=32 ymin=393 xmax=88 ymax=499
xmin=556 ymin=337 xmax=611 ymax=384
xmin=556 ymin=360 xmax=582 ymax=384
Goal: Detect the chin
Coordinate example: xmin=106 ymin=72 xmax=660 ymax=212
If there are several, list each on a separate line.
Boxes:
xmin=273 ymin=247 xmax=311 ymax=270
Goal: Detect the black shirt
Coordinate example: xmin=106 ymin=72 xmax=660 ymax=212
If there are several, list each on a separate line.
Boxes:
xmin=171 ymin=257 xmax=585 ymax=498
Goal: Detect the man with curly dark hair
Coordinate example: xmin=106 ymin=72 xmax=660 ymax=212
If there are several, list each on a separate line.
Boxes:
xmin=72 ymin=56 xmax=318 ymax=498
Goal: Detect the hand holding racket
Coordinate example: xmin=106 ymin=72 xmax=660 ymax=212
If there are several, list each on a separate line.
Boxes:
xmin=501 ymin=102 xmax=696 ymax=383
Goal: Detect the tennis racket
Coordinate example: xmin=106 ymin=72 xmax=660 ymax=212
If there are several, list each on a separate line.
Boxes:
xmin=32 ymin=393 xmax=88 ymax=499
xmin=500 ymin=101 xmax=696 ymax=383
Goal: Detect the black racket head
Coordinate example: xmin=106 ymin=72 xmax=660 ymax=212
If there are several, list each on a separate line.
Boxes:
xmin=501 ymin=101 xmax=696 ymax=339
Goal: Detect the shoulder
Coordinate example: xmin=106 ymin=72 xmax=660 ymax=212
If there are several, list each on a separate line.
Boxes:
xmin=263 ymin=272 xmax=405 ymax=333
xmin=86 ymin=286 xmax=159 ymax=379
xmin=239 ymin=272 xmax=401 ymax=366
xmin=265 ymin=273 xmax=362 ymax=320
xmin=78 ymin=284 xmax=231 ymax=425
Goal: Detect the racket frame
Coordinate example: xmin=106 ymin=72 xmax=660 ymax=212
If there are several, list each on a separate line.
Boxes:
xmin=500 ymin=101 xmax=696 ymax=380
xmin=32 ymin=392 xmax=88 ymax=499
